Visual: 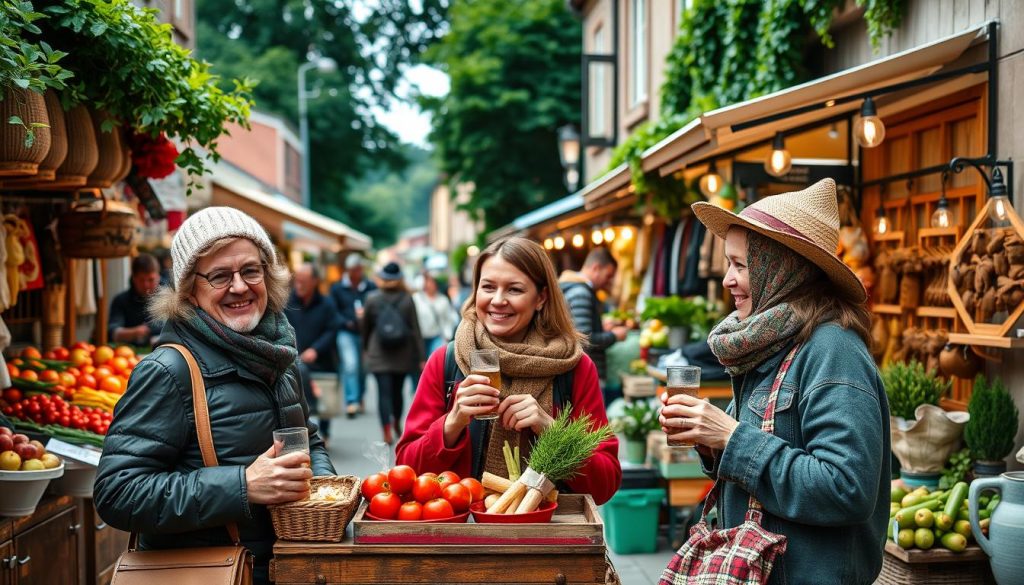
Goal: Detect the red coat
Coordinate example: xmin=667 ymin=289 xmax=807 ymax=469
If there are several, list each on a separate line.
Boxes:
xmin=396 ymin=344 xmax=621 ymax=505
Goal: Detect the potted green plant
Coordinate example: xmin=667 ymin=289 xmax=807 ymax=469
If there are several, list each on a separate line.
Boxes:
xmin=965 ymin=374 xmax=1020 ymax=477
xmin=641 ymin=296 xmax=698 ymax=348
xmin=883 ymin=360 xmax=966 ymax=487
xmin=609 ymin=399 xmax=660 ymax=464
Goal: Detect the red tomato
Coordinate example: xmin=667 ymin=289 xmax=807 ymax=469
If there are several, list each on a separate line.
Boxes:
xmin=412 ymin=475 xmax=442 ymax=503
xmin=459 ymin=478 xmax=485 ymax=503
xmin=442 ymin=483 xmax=472 ymax=512
xmin=2 ymin=388 xmax=22 ymax=403
xmin=369 ymin=492 xmax=402 ymax=520
xmin=360 ymin=472 xmax=389 ymax=500
xmin=438 ymin=471 xmax=460 ymax=489
xmin=422 ymin=498 xmax=454 ymax=520
xmin=387 ymin=465 xmax=417 ymax=495
xmin=397 ymin=501 xmax=423 ymax=521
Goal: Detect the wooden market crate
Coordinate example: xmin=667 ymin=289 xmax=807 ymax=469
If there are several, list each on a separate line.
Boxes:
xmin=351 ymin=494 xmax=604 ymax=546
xmin=620 ymin=373 xmax=657 ymax=399
xmin=876 ymin=541 xmax=995 ymax=584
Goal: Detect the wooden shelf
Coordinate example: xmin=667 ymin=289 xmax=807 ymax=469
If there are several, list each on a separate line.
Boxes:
xmin=872 ymin=304 xmax=904 ymax=315
xmin=948 ymin=332 xmax=1024 ymax=349
xmin=873 ymin=230 xmax=906 ymax=244
xmin=916 ymin=306 xmax=957 ymax=318
xmin=917 ymin=226 xmax=962 ymax=240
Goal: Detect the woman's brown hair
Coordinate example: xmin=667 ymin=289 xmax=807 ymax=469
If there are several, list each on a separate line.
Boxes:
xmin=786 ymin=274 xmax=872 ymax=347
xmin=464 ymin=237 xmax=583 ymax=344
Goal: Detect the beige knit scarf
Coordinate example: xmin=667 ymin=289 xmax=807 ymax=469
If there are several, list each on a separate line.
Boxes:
xmin=453 ymin=313 xmax=582 ymax=479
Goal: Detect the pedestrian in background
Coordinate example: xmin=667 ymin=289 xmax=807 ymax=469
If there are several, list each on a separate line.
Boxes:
xmin=558 ymin=247 xmax=628 ymax=405
xmin=330 ymin=254 xmax=376 ymax=418
xmin=108 ymin=253 xmax=164 ymax=346
xmin=361 ymin=261 xmax=424 ymax=445
xmin=413 ymin=272 xmax=458 ymax=358
xmin=95 ymin=207 xmax=333 ymax=585
xmin=285 ymin=263 xmax=341 ymax=446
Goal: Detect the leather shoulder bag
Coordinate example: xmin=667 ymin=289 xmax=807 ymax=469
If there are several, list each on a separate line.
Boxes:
xmin=110 ymin=343 xmax=254 ymax=585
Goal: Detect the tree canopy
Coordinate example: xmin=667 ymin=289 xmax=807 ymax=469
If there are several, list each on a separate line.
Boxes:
xmin=423 ymin=0 xmax=581 ymax=232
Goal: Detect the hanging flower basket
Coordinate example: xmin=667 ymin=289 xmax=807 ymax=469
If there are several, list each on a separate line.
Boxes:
xmin=57 ymin=194 xmax=140 ymax=258
xmin=85 ymin=110 xmax=127 ymax=189
xmin=39 ymin=104 xmax=98 ymax=190
xmin=0 ymin=87 xmax=51 ymax=177
xmin=0 ymin=90 xmax=68 ymax=188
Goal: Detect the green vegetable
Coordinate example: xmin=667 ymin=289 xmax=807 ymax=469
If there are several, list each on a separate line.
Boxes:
xmin=12 ymin=378 xmax=57 ymax=391
xmin=891 ymin=486 xmax=908 ymax=503
xmin=896 ymin=528 xmax=915 ymax=549
xmin=934 ymin=512 xmax=954 ymax=531
xmin=944 ymin=482 xmax=969 ymax=518
xmin=882 ymin=360 xmax=950 ymax=420
xmin=953 ymin=520 xmax=972 ymax=537
xmin=895 ymin=499 xmax=941 ymax=529
xmin=939 ymin=448 xmax=972 ymax=489
xmin=914 ymin=508 xmax=934 ymax=528
xmin=940 ymin=532 xmax=968 ymax=553
xmin=987 ymin=497 xmax=1000 ymax=514
xmin=914 ymin=527 xmax=934 ymax=549
xmin=965 ymin=374 xmax=1020 ymax=461
xmin=527 ymin=405 xmax=613 ymax=482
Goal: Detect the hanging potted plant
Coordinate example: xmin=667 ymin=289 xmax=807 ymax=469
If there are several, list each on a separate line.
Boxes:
xmin=609 ymin=399 xmax=660 ymax=464
xmin=884 ymin=360 xmax=967 ymax=487
xmin=964 ymin=374 xmax=1020 ymax=477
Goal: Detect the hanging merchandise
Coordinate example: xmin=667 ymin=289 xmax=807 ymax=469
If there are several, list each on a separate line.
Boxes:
xmin=3 ymin=215 xmax=25 ymax=306
xmin=15 ymin=215 xmax=44 ymax=292
xmin=0 ymin=218 xmax=8 ymax=312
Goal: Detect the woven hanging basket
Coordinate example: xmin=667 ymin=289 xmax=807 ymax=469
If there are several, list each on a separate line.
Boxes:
xmin=85 ymin=110 xmax=125 ymax=189
xmin=44 ymin=104 xmax=98 ymax=189
xmin=57 ymin=194 xmax=140 ymax=258
xmin=111 ymin=128 xmax=131 ymax=185
xmin=0 ymin=87 xmax=51 ymax=177
xmin=0 ymin=90 xmax=68 ymax=188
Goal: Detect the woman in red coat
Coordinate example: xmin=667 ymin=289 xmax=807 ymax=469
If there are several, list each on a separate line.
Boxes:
xmin=396 ymin=237 xmax=621 ymax=505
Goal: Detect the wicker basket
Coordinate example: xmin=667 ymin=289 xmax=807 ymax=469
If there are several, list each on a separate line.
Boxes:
xmin=270 ymin=476 xmax=361 ymax=542
xmin=57 ymin=193 xmax=140 ymax=258
xmin=0 ymin=87 xmax=51 ymax=177
xmin=875 ymin=551 xmax=995 ymax=585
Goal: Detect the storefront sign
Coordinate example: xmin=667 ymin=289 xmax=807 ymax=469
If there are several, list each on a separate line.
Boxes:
xmin=733 ymin=161 xmax=854 ymax=188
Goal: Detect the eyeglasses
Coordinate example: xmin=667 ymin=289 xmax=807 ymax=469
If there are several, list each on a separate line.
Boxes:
xmin=195 ymin=263 xmax=267 ymax=289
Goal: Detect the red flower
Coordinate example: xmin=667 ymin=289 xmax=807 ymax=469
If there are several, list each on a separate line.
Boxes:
xmin=129 ymin=132 xmax=179 ymax=179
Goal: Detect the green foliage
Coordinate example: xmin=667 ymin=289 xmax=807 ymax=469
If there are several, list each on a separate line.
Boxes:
xmin=609 ymin=399 xmax=660 ymax=442
xmin=0 ymin=2 xmax=72 ymax=94
xmin=881 ymin=360 xmax=950 ymax=420
xmin=31 ymin=0 xmax=253 ymax=192
xmin=527 ymin=405 xmax=613 ymax=482
xmin=964 ymin=374 xmax=1020 ymax=461
xmin=640 ymin=296 xmax=700 ymax=328
xmin=423 ymin=0 xmax=581 ymax=232
xmin=939 ymin=448 xmax=972 ymax=490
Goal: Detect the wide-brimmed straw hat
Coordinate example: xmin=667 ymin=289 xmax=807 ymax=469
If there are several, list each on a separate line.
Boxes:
xmin=691 ymin=178 xmax=867 ymax=302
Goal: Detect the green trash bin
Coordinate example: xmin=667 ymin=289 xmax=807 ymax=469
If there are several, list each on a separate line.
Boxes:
xmin=602 ymin=488 xmax=663 ymax=554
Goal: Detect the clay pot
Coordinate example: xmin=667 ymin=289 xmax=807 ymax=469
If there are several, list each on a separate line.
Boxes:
xmin=939 ymin=344 xmax=982 ymax=379
xmin=0 ymin=87 xmax=51 ymax=177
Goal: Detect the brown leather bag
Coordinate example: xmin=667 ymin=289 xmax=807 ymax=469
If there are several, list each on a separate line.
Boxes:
xmin=110 ymin=343 xmax=254 ymax=585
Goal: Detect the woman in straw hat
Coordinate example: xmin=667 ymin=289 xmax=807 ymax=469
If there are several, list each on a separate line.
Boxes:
xmin=659 ymin=179 xmax=890 ymax=584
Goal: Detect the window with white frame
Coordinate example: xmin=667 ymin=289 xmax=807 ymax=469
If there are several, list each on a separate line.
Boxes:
xmin=590 ymin=25 xmax=608 ymax=138
xmin=629 ymin=0 xmax=647 ymax=108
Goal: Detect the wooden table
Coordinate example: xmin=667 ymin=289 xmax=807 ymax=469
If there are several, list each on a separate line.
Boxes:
xmin=270 ymin=538 xmax=609 ymax=585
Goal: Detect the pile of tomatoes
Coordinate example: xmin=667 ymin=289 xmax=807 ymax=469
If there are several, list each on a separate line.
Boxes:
xmin=360 ymin=465 xmax=485 ymax=521
xmin=1 ymin=393 xmax=112 ymax=435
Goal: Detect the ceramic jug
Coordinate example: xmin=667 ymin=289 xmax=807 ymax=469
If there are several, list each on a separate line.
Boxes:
xmin=970 ymin=471 xmax=1024 ymax=585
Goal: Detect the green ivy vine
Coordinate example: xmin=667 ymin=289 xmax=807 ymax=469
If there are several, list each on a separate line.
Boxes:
xmin=609 ymin=0 xmax=906 ymax=213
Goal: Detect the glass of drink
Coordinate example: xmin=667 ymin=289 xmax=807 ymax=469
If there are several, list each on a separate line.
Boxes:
xmin=470 ymin=349 xmax=502 ymax=421
xmin=665 ymin=365 xmax=701 ymax=448
xmin=272 ymin=427 xmax=310 ymax=458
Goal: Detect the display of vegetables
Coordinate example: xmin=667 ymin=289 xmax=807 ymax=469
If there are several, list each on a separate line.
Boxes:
xmin=359 ymin=464 xmax=486 ymax=521
xmin=888 ymin=481 xmax=998 ymax=553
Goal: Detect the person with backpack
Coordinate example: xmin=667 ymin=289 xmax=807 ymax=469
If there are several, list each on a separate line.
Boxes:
xmin=395 ymin=237 xmax=621 ymax=506
xmin=361 ymin=261 xmax=424 ymax=445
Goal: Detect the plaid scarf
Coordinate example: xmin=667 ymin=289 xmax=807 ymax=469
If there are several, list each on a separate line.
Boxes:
xmin=182 ymin=307 xmax=298 ymax=382
xmin=708 ymin=232 xmax=818 ymax=376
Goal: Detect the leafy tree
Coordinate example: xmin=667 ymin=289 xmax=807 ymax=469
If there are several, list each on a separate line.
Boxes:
xmin=423 ymin=0 xmax=581 ymax=232
xmin=195 ymin=0 xmax=447 ymax=244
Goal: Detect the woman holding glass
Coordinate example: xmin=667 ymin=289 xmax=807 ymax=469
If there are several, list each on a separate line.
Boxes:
xmin=659 ymin=179 xmax=889 ymax=585
xmin=396 ymin=237 xmax=621 ymax=505
xmin=94 ymin=207 xmax=334 ymax=585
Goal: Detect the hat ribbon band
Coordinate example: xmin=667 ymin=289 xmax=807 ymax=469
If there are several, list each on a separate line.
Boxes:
xmin=740 ymin=207 xmax=815 ymax=244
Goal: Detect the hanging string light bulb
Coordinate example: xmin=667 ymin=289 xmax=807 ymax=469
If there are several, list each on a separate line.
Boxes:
xmin=930 ymin=172 xmax=954 ymax=228
xmin=554 ymin=235 xmax=566 ymax=250
xmin=621 ymin=226 xmax=634 ymax=241
xmin=603 ymin=225 xmax=616 ymax=242
xmin=572 ymin=233 xmax=585 ymax=248
xmin=764 ymin=133 xmax=792 ymax=177
xmin=873 ymin=204 xmax=889 ymax=235
xmin=591 ymin=227 xmax=604 ymax=245
xmin=543 ymin=237 xmax=555 ymax=250
xmin=854 ymin=97 xmax=886 ymax=148
xmin=699 ymin=161 xmax=724 ymax=197
xmin=987 ymin=167 xmax=1012 ymax=225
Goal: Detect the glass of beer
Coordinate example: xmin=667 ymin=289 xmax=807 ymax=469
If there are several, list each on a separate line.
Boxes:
xmin=665 ymin=365 xmax=701 ymax=448
xmin=470 ymin=349 xmax=502 ymax=420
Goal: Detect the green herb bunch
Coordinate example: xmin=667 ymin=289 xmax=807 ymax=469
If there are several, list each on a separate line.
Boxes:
xmin=641 ymin=296 xmax=698 ymax=328
xmin=881 ymin=360 xmax=950 ymax=420
xmin=965 ymin=374 xmax=1020 ymax=462
xmin=609 ymin=399 xmax=660 ymax=442
xmin=939 ymin=447 xmax=972 ymax=490
xmin=528 ymin=405 xmax=612 ymax=482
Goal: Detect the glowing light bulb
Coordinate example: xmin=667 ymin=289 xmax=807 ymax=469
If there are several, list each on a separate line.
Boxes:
xmin=621 ymin=226 xmax=634 ymax=240
xmin=989 ymin=196 xmax=1011 ymax=224
xmin=930 ymin=207 xmax=953 ymax=228
xmin=543 ymin=238 xmax=554 ymax=250
xmin=572 ymin=233 xmax=585 ymax=248
xmin=554 ymin=236 xmax=565 ymax=250
xmin=764 ymin=133 xmax=791 ymax=177
xmin=699 ymin=168 xmax=723 ymax=197
xmin=875 ymin=215 xmax=889 ymax=235
xmin=591 ymin=229 xmax=604 ymax=245
xmin=854 ymin=97 xmax=886 ymax=148
xmin=603 ymin=227 xmax=616 ymax=242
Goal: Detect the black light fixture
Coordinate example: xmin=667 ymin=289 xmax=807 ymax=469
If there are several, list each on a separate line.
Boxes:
xmin=764 ymin=133 xmax=791 ymax=177
xmin=557 ymin=124 xmax=581 ymax=192
xmin=931 ymin=171 xmax=954 ymax=228
xmin=987 ymin=167 xmax=1011 ymax=224
xmin=854 ymin=96 xmax=886 ymax=148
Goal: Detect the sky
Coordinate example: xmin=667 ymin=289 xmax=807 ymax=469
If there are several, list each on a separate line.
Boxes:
xmin=372 ymin=64 xmax=449 ymax=149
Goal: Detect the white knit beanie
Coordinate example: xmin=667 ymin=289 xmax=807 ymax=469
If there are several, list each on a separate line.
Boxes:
xmin=170 ymin=207 xmax=276 ymax=290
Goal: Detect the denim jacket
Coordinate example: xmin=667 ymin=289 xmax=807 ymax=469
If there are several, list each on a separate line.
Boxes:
xmin=702 ymin=324 xmax=891 ymax=585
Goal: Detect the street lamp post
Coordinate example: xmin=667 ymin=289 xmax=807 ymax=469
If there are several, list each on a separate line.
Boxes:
xmin=297 ymin=56 xmax=337 ymax=209
xmin=557 ymin=124 xmax=582 ymax=192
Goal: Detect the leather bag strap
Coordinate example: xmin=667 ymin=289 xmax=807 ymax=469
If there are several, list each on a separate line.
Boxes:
xmin=128 ymin=343 xmax=242 ymax=550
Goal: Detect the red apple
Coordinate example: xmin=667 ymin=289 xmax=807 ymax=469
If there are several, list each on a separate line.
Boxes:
xmin=0 ymin=435 xmax=12 ymax=452
xmin=12 ymin=433 xmax=28 ymax=445
xmin=0 ymin=426 xmax=12 ymax=436
xmin=13 ymin=442 xmax=38 ymax=461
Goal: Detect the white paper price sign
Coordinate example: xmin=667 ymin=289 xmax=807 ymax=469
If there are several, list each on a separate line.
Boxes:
xmin=45 ymin=438 xmax=102 ymax=467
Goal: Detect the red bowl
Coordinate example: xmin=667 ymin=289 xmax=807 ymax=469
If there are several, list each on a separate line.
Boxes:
xmin=364 ymin=509 xmax=471 ymax=523
xmin=469 ymin=500 xmax=558 ymax=523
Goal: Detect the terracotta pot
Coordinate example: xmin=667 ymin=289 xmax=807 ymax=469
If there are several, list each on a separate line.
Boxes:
xmin=85 ymin=110 xmax=125 ymax=188
xmin=0 ymin=90 xmax=68 ymax=187
xmin=0 ymin=87 xmax=51 ymax=177
xmin=939 ymin=344 xmax=982 ymax=379
xmin=45 ymin=104 xmax=98 ymax=189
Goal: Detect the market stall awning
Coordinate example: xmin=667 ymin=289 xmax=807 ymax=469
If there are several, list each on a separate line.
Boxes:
xmin=644 ymin=23 xmax=990 ymax=176
xmin=580 ymin=163 xmax=631 ymax=210
xmin=209 ymin=162 xmax=372 ymax=252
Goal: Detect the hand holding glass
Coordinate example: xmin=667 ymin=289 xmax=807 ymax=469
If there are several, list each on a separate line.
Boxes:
xmin=470 ymin=349 xmax=502 ymax=421
xmin=273 ymin=427 xmax=309 ymax=461
xmin=665 ymin=366 xmax=701 ymax=448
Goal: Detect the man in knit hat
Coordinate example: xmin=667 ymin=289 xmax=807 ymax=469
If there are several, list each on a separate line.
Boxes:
xmin=329 ymin=254 xmax=377 ymax=418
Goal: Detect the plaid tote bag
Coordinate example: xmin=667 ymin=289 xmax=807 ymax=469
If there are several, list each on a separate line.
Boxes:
xmin=660 ymin=344 xmax=800 ymax=585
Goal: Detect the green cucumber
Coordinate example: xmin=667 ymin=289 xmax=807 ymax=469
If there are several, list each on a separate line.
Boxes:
xmin=986 ymin=497 xmax=1000 ymax=513
xmin=896 ymin=499 xmax=941 ymax=529
xmin=943 ymin=482 xmax=969 ymax=518
xmin=940 ymin=532 xmax=968 ymax=553
xmin=11 ymin=378 xmax=57 ymax=392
